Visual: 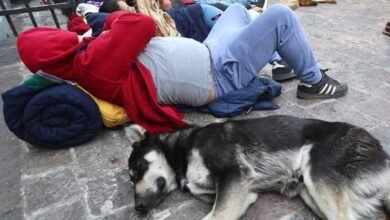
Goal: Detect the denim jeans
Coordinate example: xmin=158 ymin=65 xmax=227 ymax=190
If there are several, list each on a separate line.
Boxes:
xmin=204 ymin=4 xmax=322 ymax=97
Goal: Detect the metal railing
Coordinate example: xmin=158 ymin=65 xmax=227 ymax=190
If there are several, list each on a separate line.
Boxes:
xmin=0 ymin=0 xmax=75 ymax=37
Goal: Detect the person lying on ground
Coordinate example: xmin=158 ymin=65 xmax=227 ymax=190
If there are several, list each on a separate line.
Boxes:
xmin=98 ymin=0 xmax=295 ymax=80
xmin=16 ymin=4 xmax=348 ymax=132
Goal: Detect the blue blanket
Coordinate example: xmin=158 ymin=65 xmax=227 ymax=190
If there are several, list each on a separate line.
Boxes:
xmin=178 ymin=77 xmax=282 ymax=117
xmin=2 ymin=82 xmax=102 ymax=148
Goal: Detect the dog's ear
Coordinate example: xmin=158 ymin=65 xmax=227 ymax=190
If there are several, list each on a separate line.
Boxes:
xmin=124 ymin=124 xmax=146 ymax=145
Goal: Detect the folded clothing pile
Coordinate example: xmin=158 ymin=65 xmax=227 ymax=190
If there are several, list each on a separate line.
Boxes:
xmin=2 ymin=73 xmax=103 ymax=148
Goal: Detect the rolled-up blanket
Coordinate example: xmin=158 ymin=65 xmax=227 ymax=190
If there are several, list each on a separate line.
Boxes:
xmin=2 ymin=78 xmax=102 ymax=148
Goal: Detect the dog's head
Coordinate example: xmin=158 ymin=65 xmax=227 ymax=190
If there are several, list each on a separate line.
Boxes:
xmin=128 ymin=128 xmax=177 ymax=212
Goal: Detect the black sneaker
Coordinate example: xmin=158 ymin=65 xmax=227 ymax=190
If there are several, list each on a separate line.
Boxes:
xmin=271 ymin=60 xmax=295 ymax=82
xmin=297 ymin=69 xmax=348 ymax=99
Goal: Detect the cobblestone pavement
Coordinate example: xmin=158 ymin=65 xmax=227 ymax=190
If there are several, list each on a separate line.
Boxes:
xmin=0 ymin=0 xmax=389 ymax=219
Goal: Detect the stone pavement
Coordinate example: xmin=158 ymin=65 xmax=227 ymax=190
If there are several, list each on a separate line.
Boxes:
xmin=0 ymin=0 xmax=389 ymax=219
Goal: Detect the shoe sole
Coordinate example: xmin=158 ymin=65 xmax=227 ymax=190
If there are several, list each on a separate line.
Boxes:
xmin=296 ymin=88 xmax=348 ymax=99
xmin=272 ymin=72 xmax=296 ymax=82
xmin=384 ymin=29 xmax=390 ymax=37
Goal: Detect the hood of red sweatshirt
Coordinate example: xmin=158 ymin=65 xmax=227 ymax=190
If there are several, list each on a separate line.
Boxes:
xmin=17 ymin=27 xmax=81 ymax=79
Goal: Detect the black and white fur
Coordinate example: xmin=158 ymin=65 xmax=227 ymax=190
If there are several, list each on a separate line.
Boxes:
xmin=128 ymin=115 xmax=390 ymax=220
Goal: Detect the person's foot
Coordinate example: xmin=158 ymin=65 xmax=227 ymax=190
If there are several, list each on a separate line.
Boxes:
xmin=271 ymin=60 xmax=295 ymax=81
xmin=297 ymin=69 xmax=348 ymax=99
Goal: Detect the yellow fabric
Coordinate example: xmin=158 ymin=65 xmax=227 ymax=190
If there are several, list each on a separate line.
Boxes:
xmin=77 ymin=86 xmax=131 ymax=127
xmin=136 ymin=0 xmax=180 ymax=37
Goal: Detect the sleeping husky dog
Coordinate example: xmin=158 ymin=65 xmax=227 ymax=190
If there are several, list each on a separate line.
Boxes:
xmin=128 ymin=115 xmax=390 ymax=220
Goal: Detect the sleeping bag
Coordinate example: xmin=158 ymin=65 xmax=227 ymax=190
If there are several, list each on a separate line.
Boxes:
xmin=2 ymin=74 xmax=102 ymax=148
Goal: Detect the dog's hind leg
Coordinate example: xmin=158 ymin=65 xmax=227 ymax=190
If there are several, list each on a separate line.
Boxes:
xmin=299 ymin=146 xmax=356 ymax=220
xmin=202 ymin=172 xmax=257 ymax=220
xmin=299 ymin=187 xmax=326 ymax=219
xmin=304 ymin=174 xmax=356 ymax=220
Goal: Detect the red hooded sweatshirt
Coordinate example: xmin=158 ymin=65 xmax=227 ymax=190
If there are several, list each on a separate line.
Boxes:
xmin=68 ymin=12 xmax=90 ymax=35
xmin=17 ymin=12 xmax=187 ymax=133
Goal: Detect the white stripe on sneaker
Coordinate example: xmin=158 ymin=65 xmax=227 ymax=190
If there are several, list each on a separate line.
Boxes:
xmin=325 ymin=85 xmax=333 ymax=94
xmin=319 ymin=83 xmax=328 ymax=94
xmin=331 ymin=86 xmax=336 ymax=95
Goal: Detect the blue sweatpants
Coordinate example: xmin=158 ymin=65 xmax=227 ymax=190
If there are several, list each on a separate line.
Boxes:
xmin=204 ymin=3 xmax=322 ymax=97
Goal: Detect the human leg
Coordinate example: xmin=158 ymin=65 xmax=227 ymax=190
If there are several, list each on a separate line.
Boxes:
xmin=205 ymin=3 xmax=347 ymax=99
xmin=248 ymin=10 xmax=296 ymax=82
xmin=204 ymin=4 xmax=255 ymax=96
xmin=209 ymin=4 xmax=321 ymax=84
xmin=205 ymin=3 xmax=252 ymax=44
xmin=269 ymin=52 xmax=281 ymax=63
xmin=262 ymin=5 xmax=346 ymax=97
